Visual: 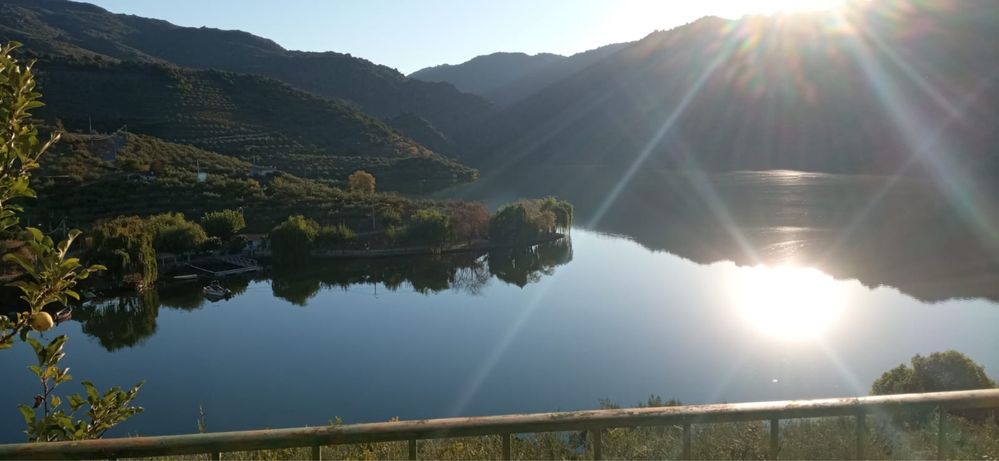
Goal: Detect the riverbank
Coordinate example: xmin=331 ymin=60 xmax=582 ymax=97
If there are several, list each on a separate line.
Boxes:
xmin=302 ymin=232 xmax=567 ymax=260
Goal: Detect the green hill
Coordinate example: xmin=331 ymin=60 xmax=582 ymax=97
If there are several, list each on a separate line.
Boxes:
xmin=35 ymin=58 xmax=426 ymax=158
xmin=30 ymin=132 xmax=454 ymax=231
xmin=32 ymin=58 xmax=476 ymax=190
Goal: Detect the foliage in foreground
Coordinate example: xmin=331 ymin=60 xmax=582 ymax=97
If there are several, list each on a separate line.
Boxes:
xmin=0 ymin=41 xmax=142 ymax=442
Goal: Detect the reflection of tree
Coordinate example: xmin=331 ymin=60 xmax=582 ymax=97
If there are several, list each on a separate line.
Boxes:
xmin=75 ymin=291 xmax=159 ymax=351
xmin=271 ymin=275 xmax=321 ymax=307
xmin=158 ymin=277 xmax=252 ymax=310
xmin=267 ymin=239 xmax=573 ymax=304
xmin=488 ymin=238 xmax=573 ymax=288
xmin=157 ymin=282 xmax=205 ymax=310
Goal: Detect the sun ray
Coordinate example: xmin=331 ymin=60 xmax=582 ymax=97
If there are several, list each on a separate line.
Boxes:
xmin=820 ymin=9 xmax=999 ymax=266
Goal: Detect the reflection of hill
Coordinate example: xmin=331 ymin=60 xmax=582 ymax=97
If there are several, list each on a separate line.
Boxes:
xmin=270 ymin=240 xmax=574 ymax=305
xmin=458 ymin=168 xmax=999 ymax=303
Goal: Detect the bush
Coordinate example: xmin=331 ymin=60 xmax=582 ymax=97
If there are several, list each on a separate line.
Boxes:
xmin=87 ymin=216 xmax=158 ymax=288
xmin=872 ymin=350 xmax=996 ymax=395
xmin=488 ymin=204 xmax=539 ymax=245
xmin=447 ymin=202 xmax=489 ymax=243
xmin=270 ymin=215 xmax=320 ymax=266
xmin=146 ymin=212 xmax=207 ymax=254
xmin=348 ymin=170 xmax=376 ymax=194
xmin=405 ymin=209 xmax=454 ymax=250
xmin=488 ymin=198 xmax=572 ymax=245
xmin=315 ymin=224 xmax=355 ymax=250
xmin=200 ymin=236 xmax=223 ymax=251
xmin=200 ymin=209 xmax=245 ymax=242
xmin=384 ymin=225 xmax=406 ymax=243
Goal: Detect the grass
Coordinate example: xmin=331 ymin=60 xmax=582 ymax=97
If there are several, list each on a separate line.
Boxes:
xmin=122 ymin=413 xmax=999 ymax=460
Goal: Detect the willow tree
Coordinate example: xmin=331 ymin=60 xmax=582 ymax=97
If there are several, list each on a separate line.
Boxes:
xmin=88 ymin=216 xmax=158 ymax=288
xmin=270 ymin=215 xmax=320 ymax=267
xmin=0 ymin=42 xmax=142 ymax=441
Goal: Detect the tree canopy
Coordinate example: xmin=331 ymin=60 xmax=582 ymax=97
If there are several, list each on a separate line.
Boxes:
xmin=270 ymin=215 xmax=320 ymax=267
xmin=200 ymin=209 xmax=245 ymax=243
xmin=146 ymin=212 xmax=207 ymax=254
xmin=348 ymin=170 xmax=376 ymax=194
xmin=872 ymin=350 xmax=996 ymax=395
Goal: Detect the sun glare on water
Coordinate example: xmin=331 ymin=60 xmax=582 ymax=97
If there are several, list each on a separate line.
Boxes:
xmin=728 ymin=266 xmax=847 ymax=341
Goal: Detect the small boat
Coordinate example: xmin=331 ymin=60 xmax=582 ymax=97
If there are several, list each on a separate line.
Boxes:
xmin=174 ymin=274 xmax=199 ymax=281
xmin=203 ymin=281 xmax=232 ymax=299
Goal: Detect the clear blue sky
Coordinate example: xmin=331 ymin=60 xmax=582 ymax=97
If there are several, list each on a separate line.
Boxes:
xmin=82 ymin=0 xmax=843 ymax=74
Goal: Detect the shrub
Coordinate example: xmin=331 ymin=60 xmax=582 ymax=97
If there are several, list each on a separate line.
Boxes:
xmin=405 ymin=209 xmax=454 ymax=250
xmin=270 ymin=215 xmax=320 ymax=266
xmin=146 ymin=212 xmax=207 ymax=254
xmin=873 ymin=350 xmax=996 ymax=395
xmin=88 ymin=216 xmax=158 ymax=288
xmin=316 ymin=224 xmax=356 ymax=249
xmin=348 ymin=170 xmax=376 ymax=194
xmin=200 ymin=209 xmax=245 ymax=242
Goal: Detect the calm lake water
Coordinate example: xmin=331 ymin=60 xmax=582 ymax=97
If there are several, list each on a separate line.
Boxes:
xmin=2 ymin=169 xmax=999 ymax=441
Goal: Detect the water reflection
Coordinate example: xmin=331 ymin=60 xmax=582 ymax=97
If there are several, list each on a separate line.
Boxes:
xmin=453 ymin=168 xmax=999 ymax=303
xmin=74 ymin=238 xmax=572 ymax=350
xmin=727 ymin=265 xmax=846 ymax=341
xmin=74 ymin=291 xmax=160 ymax=351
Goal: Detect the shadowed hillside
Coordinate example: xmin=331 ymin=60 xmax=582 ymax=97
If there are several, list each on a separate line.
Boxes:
xmin=35 ymin=59 xmax=430 ymax=159
xmin=410 ymin=44 xmax=628 ymax=107
xmin=0 ymin=0 xmax=493 ymax=137
xmin=458 ymin=2 xmax=999 ymax=177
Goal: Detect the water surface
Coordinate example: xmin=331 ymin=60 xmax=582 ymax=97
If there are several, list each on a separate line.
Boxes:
xmin=2 ymin=170 xmax=998 ymax=441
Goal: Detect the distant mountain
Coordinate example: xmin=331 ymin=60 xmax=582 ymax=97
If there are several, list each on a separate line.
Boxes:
xmin=410 ymin=44 xmax=628 ymax=107
xmin=458 ymin=3 xmax=999 ymax=177
xmin=0 ymin=0 xmax=493 ymax=137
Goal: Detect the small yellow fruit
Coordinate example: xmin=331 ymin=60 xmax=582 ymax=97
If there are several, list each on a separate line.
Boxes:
xmin=30 ymin=312 xmax=54 ymax=332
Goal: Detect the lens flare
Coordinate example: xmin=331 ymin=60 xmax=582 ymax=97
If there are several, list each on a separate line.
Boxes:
xmin=728 ymin=265 xmax=845 ymax=341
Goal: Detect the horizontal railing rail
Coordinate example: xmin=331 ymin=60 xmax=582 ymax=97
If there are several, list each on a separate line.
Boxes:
xmin=1 ymin=389 xmax=998 ymax=460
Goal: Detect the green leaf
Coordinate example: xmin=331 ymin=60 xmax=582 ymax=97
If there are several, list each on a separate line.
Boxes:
xmin=82 ymin=381 xmax=99 ymax=402
xmin=17 ymin=405 xmax=34 ymax=424
xmin=67 ymin=394 xmax=86 ymax=411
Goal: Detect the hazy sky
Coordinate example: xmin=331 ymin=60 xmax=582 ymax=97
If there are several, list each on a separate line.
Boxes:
xmin=82 ymin=0 xmax=843 ymax=74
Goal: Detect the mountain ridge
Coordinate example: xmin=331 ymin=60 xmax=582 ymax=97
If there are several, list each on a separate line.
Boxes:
xmin=0 ymin=0 xmax=493 ymax=137
xmin=455 ymin=5 xmax=999 ymax=177
xmin=410 ymin=43 xmax=629 ymax=107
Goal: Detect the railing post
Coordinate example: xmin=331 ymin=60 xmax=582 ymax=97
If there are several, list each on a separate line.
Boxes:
xmin=592 ymin=428 xmax=603 ymax=460
xmin=855 ymin=412 xmax=866 ymax=460
xmin=502 ymin=433 xmax=512 ymax=460
xmin=769 ymin=418 xmax=779 ymax=460
xmin=408 ymin=438 xmax=417 ymax=461
xmin=682 ymin=423 xmax=692 ymax=460
xmin=938 ymin=408 xmax=947 ymax=460
xmin=211 ymin=451 xmax=221 ymax=461
xmin=311 ymin=444 xmax=321 ymax=461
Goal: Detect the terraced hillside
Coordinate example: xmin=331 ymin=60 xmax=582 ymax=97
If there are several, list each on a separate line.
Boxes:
xmin=31 ymin=133 xmax=447 ymax=230
xmin=36 ymin=59 xmax=427 ymax=158
xmin=33 ymin=59 xmax=477 ymax=191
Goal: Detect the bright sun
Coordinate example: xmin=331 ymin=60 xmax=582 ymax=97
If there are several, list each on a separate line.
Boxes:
xmin=728 ymin=265 xmax=846 ymax=341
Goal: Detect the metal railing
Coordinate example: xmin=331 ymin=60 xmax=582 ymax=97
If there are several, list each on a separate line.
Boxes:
xmin=1 ymin=389 xmax=998 ymax=460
